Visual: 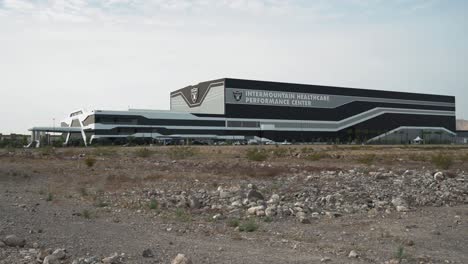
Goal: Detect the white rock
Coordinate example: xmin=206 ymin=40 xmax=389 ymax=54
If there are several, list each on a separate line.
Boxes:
xmin=52 ymin=248 xmax=66 ymax=260
xmin=102 ymin=252 xmax=119 ymax=264
xmin=171 ymin=253 xmax=193 ymax=264
xmin=43 ymin=255 xmax=60 ymax=264
xmin=268 ymin=194 xmax=280 ymax=203
xmin=348 ymin=250 xmax=359 ymax=258
xmin=231 ymin=201 xmax=242 ymax=207
xmin=265 ymin=206 xmax=276 ymax=217
xmin=434 ymin=171 xmax=444 ymax=181
xmin=396 ymin=205 xmax=409 ymax=212
xmin=219 ymin=190 xmax=231 ymax=199
xmin=391 ymin=197 xmax=408 ymax=207
xmin=213 ymin=213 xmax=225 ymax=220
xmin=247 ymin=205 xmax=265 ymax=215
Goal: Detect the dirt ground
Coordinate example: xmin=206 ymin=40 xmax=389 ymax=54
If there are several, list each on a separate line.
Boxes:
xmin=0 ymin=145 xmax=467 ymax=264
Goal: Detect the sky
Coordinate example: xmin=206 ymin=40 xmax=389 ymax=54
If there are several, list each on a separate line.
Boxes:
xmin=0 ymin=0 xmax=467 ymax=134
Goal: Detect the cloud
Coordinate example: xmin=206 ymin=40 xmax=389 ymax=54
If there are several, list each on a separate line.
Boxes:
xmin=0 ymin=0 xmax=466 ymax=133
xmin=0 ymin=0 xmax=447 ymax=24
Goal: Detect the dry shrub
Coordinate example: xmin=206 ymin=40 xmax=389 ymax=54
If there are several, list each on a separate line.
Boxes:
xmin=239 ymin=219 xmax=259 ymax=232
xmin=246 ymin=148 xmax=268 ymax=162
xmin=459 ymin=153 xmax=468 ymax=162
xmin=105 ymin=174 xmax=140 ymax=190
xmin=84 ymin=156 xmax=96 ymax=167
xmin=143 ymin=174 xmax=164 ymax=181
xmin=167 ymin=146 xmax=197 ymax=159
xmin=134 ymin=147 xmax=153 ymax=158
xmin=93 ymin=147 xmax=117 ymax=157
xmin=243 ymin=166 xmax=284 ymax=178
xmin=306 ymin=152 xmax=327 ymax=161
xmin=408 ymin=154 xmax=427 ymax=162
xmin=272 ymin=147 xmax=289 ymax=158
xmin=357 ymin=154 xmax=376 ymax=165
xmin=431 ymin=152 xmax=453 ymax=170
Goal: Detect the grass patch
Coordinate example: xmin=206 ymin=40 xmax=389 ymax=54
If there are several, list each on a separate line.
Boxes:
xmin=246 ymin=148 xmax=269 ymax=162
xmin=263 ymin=216 xmax=273 ymax=223
xmin=82 ymin=209 xmax=92 ymax=219
xmin=174 ymin=208 xmax=192 ymax=222
xmin=272 ymin=147 xmax=289 ymax=158
xmin=300 ymin=147 xmax=315 ymax=154
xmin=395 ymin=245 xmax=406 ymax=261
xmin=459 ymin=153 xmax=468 ymax=162
xmin=46 ymin=193 xmax=53 ymax=202
xmin=39 ymin=146 xmax=55 ymax=156
xmin=306 ymin=152 xmax=327 ymax=161
xmin=167 ymin=146 xmax=197 ymax=159
xmin=148 ymin=199 xmax=158 ymax=210
xmin=357 ymin=154 xmax=376 ymax=165
xmin=227 ymin=218 xmax=240 ymax=228
xmin=431 ymin=152 xmax=453 ymax=170
xmin=408 ymin=154 xmax=427 ymax=162
xmin=239 ymin=219 xmax=259 ymax=232
xmin=95 ymin=200 xmax=109 ymax=208
xmin=135 ymin=148 xmax=153 ymax=158
xmin=78 ymin=187 xmax=88 ymax=196
xmin=93 ymin=147 xmax=117 ymax=157
xmin=84 ymin=156 xmax=96 ymax=167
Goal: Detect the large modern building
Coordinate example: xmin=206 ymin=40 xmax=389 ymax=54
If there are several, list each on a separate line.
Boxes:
xmin=30 ymin=78 xmax=457 ymax=145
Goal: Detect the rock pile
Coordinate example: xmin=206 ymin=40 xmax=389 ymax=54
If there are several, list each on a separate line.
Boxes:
xmin=94 ymin=168 xmax=466 ymax=223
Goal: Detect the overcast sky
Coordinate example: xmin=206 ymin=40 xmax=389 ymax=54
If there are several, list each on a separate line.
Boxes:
xmin=0 ymin=0 xmax=467 ymax=134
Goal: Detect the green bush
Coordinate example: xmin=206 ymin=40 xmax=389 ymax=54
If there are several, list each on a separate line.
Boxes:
xmin=239 ymin=219 xmax=259 ymax=232
xmin=246 ymin=148 xmax=269 ymax=162
xmin=85 ymin=156 xmax=96 ymax=167
xmin=52 ymin=137 xmax=65 ymax=148
xmin=431 ymin=153 xmax=453 ymax=170
xmin=46 ymin=193 xmax=53 ymax=202
xmin=148 ymin=199 xmax=158 ymax=210
xmin=135 ymin=148 xmax=153 ymax=158
xmin=168 ymin=147 xmax=197 ymax=159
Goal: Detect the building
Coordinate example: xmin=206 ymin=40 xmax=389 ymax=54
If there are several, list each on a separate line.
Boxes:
xmin=29 ymin=78 xmax=457 ymax=145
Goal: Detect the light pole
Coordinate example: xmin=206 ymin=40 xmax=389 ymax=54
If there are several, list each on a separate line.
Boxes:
xmin=52 ymin=118 xmax=55 ymax=146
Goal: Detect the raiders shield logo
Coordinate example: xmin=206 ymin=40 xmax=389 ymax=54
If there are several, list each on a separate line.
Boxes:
xmin=233 ymin=90 xmax=243 ymax=101
xmin=191 ymin=87 xmax=198 ymax=103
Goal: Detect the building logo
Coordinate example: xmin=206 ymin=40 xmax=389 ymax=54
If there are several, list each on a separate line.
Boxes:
xmin=191 ymin=87 xmax=198 ymax=103
xmin=233 ymin=90 xmax=243 ymax=101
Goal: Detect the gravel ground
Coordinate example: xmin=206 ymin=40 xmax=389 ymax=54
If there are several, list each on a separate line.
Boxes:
xmin=0 ymin=146 xmax=467 ymax=264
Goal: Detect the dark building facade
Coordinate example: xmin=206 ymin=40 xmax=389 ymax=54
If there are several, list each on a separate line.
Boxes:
xmin=31 ymin=78 xmax=456 ymax=145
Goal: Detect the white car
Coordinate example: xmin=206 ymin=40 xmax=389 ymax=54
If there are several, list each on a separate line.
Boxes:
xmin=247 ymin=139 xmax=259 ymax=145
